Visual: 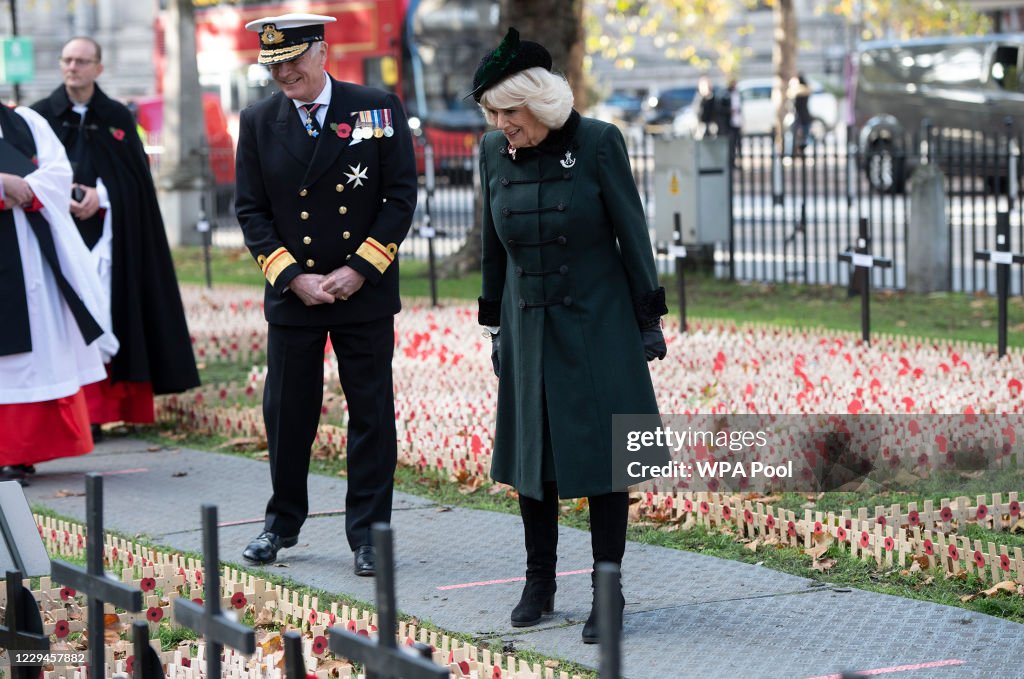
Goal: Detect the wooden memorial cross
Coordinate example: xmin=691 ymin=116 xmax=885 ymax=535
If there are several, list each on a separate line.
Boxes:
xmin=173 ymin=505 xmax=255 ymax=678
xmin=838 ymin=218 xmax=892 ymax=345
xmin=0 ymin=570 xmax=50 ymax=679
xmin=328 ymin=524 xmax=449 ymax=679
xmin=973 ymin=211 xmax=1024 ymax=358
xmin=596 ymin=562 xmax=623 ymax=679
xmin=50 ymin=473 xmax=144 ymax=678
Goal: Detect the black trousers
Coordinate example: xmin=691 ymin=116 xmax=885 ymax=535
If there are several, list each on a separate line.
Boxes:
xmin=519 ymin=482 xmax=628 ymax=571
xmin=263 ymin=317 xmax=397 ymax=550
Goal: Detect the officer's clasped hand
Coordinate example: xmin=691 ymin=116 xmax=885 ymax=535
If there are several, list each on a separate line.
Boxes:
xmin=641 ymin=325 xmax=667 ymax=361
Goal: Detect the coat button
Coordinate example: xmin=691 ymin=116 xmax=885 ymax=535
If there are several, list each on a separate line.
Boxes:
xmin=303 ymin=236 xmax=312 ymax=245
xmin=339 ymin=206 xmax=348 ymax=215
xmin=306 ymin=259 xmax=315 ymax=268
xmin=346 ymin=254 xmax=352 ymax=260
xmin=501 ymin=207 xmax=511 ymax=217
xmin=563 ymin=296 xmax=573 ymax=307
xmin=336 ymin=184 xmax=345 ymax=192
xmin=300 ymin=211 xmax=310 ymax=220
xmin=500 ymin=177 xmax=509 ymax=186
xmin=299 ymin=188 xmax=308 ymax=197
xmin=518 ymin=299 xmax=526 ymax=309
xmin=557 ymin=203 xmax=566 ymax=211
xmin=558 ymin=236 xmax=567 ymax=245
xmin=343 ymin=231 xmax=351 ymax=239
xmin=559 ymin=265 xmax=569 ymax=275
xmin=507 ymin=239 xmax=516 ymax=247
xmin=514 ymin=266 xmax=523 ymax=277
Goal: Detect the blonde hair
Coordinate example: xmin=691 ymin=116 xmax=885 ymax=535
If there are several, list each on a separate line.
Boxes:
xmin=479 ymin=67 xmax=574 ymax=130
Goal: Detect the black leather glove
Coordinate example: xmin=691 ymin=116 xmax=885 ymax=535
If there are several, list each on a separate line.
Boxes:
xmin=641 ymin=325 xmax=667 ymax=361
xmin=490 ymin=332 xmax=500 ymax=377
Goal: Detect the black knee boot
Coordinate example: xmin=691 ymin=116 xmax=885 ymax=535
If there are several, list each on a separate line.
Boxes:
xmin=511 ymin=483 xmax=559 ymax=627
xmin=582 ymin=492 xmax=627 ymax=643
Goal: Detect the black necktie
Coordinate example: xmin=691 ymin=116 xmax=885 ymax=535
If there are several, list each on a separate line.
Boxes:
xmin=301 ymin=103 xmax=322 ymax=138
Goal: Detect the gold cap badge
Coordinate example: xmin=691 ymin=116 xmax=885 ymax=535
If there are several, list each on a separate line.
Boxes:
xmin=261 ymin=25 xmax=285 ymax=46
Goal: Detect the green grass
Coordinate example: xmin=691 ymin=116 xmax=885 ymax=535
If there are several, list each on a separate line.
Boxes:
xmin=173 ymin=246 xmax=1022 ymax=348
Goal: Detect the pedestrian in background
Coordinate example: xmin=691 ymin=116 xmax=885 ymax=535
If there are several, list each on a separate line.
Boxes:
xmin=788 ymin=73 xmax=812 ymax=151
xmin=696 ymin=75 xmax=717 ymax=137
xmin=234 ymin=14 xmax=417 ymax=574
xmin=726 ymin=78 xmax=743 ymax=163
xmin=471 ymin=27 xmax=667 ymax=644
xmin=32 ymin=37 xmax=199 ymax=439
xmin=0 ymin=101 xmax=118 ymax=481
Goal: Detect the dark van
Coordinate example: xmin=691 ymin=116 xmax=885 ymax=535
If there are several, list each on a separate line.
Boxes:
xmin=853 ymin=34 xmax=1024 ymax=191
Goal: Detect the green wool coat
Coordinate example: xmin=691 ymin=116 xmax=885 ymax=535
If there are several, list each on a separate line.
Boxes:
xmin=479 ymin=113 xmax=665 ymax=501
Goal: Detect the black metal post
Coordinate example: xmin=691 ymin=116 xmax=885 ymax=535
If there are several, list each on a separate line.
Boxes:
xmin=1 ymin=571 xmax=49 ymax=679
xmin=132 ymin=620 xmax=163 ymax=678
xmin=424 ymin=142 xmax=438 ymax=307
xmin=837 ymin=218 xmax=891 ymax=346
xmin=673 ymin=212 xmax=687 ymax=333
xmin=172 ymin=505 xmax=255 ymax=678
xmin=283 ymin=630 xmax=306 ymax=678
xmin=596 ymin=562 xmax=622 ymax=679
xmin=328 ymin=525 xmax=448 ymax=679
xmin=996 ymin=212 xmax=1011 ymax=358
xmin=972 ymin=211 xmax=1023 ymax=359
xmin=51 ymin=473 xmax=144 ymax=679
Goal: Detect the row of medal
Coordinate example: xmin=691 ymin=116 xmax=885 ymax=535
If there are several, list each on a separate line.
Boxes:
xmin=352 ymin=108 xmax=395 ymax=140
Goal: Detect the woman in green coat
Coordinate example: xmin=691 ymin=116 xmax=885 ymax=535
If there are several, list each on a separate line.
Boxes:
xmin=471 ymin=28 xmax=668 ymax=643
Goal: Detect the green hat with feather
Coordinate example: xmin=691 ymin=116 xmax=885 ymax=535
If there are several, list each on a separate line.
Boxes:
xmin=467 ymin=27 xmax=553 ymax=102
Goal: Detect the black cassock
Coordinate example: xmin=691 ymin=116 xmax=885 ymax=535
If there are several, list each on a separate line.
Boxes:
xmin=32 ymin=85 xmax=199 ymax=395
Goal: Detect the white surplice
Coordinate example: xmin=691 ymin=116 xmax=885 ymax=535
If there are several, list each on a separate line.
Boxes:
xmin=0 ymin=106 xmax=118 ymax=405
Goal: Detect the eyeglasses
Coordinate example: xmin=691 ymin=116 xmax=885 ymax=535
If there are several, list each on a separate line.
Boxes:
xmin=59 ymin=57 xmax=99 ymax=67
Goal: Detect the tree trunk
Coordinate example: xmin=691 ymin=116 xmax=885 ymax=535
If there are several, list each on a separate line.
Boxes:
xmin=772 ymin=0 xmax=798 ymax=150
xmin=437 ymin=0 xmax=585 ymax=279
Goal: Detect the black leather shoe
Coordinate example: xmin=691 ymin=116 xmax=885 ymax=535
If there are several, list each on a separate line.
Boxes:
xmin=242 ymin=531 xmax=298 ymax=565
xmin=353 ymin=545 xmax=376 ymax=576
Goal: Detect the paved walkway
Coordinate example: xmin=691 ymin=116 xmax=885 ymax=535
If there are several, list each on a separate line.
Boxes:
xmin=21 ymin=437 xmax=1024 ymax=679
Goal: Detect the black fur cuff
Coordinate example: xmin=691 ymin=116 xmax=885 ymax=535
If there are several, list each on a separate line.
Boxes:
xmin=478 ymin=296 xmax=501 ymax=326
xmin=634 ymin=287 xmax=668 ymax=328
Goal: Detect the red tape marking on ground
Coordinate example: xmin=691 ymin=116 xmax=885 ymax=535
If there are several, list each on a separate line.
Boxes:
xmin=437 ymin=569 xmax=592 ymax=591
xmin=805 ymin=658 xmax=966 ymax=679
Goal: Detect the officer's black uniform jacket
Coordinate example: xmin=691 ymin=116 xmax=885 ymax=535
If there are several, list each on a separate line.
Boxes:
xmin=235 ymin=77 xmax=417 ymax=324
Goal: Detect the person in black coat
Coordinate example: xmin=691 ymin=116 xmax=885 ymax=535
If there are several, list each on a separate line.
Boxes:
xmin=32 ymin=37 xmax=199 ymax=434
xmin=234 ymin=14 xmax=417 ymax=574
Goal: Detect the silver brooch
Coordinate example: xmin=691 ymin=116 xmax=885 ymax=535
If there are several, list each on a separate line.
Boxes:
xmin=560 ymin=151 xmax=576 ymax=168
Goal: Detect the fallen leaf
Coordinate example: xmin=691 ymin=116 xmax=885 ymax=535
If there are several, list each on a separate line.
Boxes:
xmin=172 ymin=471 xmax=188 ymax=478
xmin=434 ymin=506 xmax=452 ymax=513
xmin=544 ymin=660 xmax=560 ymax=669
xmin=745 ymin=539 xmax=760 ymax=552
xmin=810 ymin=558 xmax=836 ymax=572
xmin=54 ymin=489 xmax=86 ymax=498
xmin=218 ymin=436 xmax=268 ymax=452
xmin=254 ymin=607 xmax=275 ymax=627
xmin=257 ymin=631 xmax=282 ymax=654
xmin=487 ymin=484 xmax=508 ymax=495
xmin=146 ymin=446 xmax=162 ymax=452
xmin=960 ymin=593 xmax=976 ymax=603
xmin=1010 ymin=519 xmax=1024 ymax=534
xmin=912 ymin=554 xmax=931 ymax=569
xmin=805 ymin=542 xmax=830 ymax=560
xmin=979 ymin=581 xmax=1019 ymax=598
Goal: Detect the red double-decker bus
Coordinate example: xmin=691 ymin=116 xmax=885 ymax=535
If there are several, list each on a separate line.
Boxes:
xmin=154 ymin=0 xmax=495 ymax=183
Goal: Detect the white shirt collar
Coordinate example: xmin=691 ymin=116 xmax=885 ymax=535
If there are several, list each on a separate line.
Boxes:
xmin=293 ymin=72 xmax=331 ymax=110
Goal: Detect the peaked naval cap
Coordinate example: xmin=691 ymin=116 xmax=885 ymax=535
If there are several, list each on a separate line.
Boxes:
xmin=468 ymin=27 xmax=553 ymax=102
xmin=244 ymin=13 xmax=336 ymax=65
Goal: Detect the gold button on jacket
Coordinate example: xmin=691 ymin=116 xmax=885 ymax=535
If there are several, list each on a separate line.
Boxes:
xmin=299 ymin=189 xmax=308 ymax=197
xmin=336 ymin=184 xmax=345 ymax=192
xmin=300 ymin=211 xmax=310 ymax=220
xmin=338 ymin=206 xmax=348 ymax=215
xmin=303 ymin=236 xmax=312 ymax=245
xmin=343 ymin=231 xmax=351 ymax=239
xmin=305 ymin=259 xmax=315 ymax=268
